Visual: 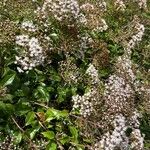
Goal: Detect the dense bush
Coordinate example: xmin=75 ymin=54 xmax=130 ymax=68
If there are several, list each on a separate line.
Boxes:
xmin=0 ymin=0 xmax=150 ymax=149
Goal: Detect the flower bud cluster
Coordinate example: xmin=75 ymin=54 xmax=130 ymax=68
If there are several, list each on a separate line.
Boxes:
xmin=116 ymin=56 xmax=136 ymax=82
xmin=80 ymin=2 xmax=108 ymax=32
xmin=93 ymin=114 xmax=128 ymax=150
xmin=78 ymin=33 xmax=93 ymax=51
xmin=15 ymin=35 xmax=29 ymax=47
xmin=15 ymin=35 xmax=46 ymax=71
xmin=86 ymin=63 xmax=99 ymax=85
xmin=130 ymin=129 xmax=144 ymax=150
xmin=95 ymin=18 xmax=108 ymax=32
xmin=92 ymin=113 xmax=144 ymax=150
xmin=99 ymin=1 xmax=107 ymax=12
xmin=126 ymin=22 xmax=145 ymax=56
xmin=129 ymin=110 xmax=141 ymax=128
xmin=21 ymin=21 xmax=37 ymax=32
xmin=72 ymin=88 xmax=97 ymax=117
xmin=114 ymin=0 xmax=126 ymax=11
xmin=33 ymin=139 xmax=47 ymax=149
xmin=41 ymin=0 xmax=80 ymax=22
xmin=104 ymin=74 xmax=134 ymax=115
xmin=135 ymin=0 xmax=147 ymax=9
xmin=0 ymin=135 xmax=20 ymax=150
xmin=59 ymin=57 xmax=80 ymax=84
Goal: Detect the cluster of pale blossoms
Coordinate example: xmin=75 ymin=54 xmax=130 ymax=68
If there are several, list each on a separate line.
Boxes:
xmin=129 ymin=111 xmax=144 ymax=150
xmin=92 ymin=113 xmax=144 ymax=150
xmin=72 ymin=64 xmax=100 ymax=117
xmin=134 ymin=0 xmax=147 ymax=9
xmin=126 ymin=22 xmax=145 ymax=56
xmin=95 ymin=18 xmax=108 ymax=32
xmin=78 ymin=33 xmax=93 ymax=51
xmin=72 ymin=88 xmax=97 ymax=117
xmin=93 ymin=114 xmax=128 ymax=150
xmin=93 ymin=18 xmax=146 ymax=150
xmin=15 ymin=35 xmax=45 ymax=72
xmin=99 ymin=0 xmax=107 ymax=12
xmin=59 ymin=58 xmax=80 ymax=84
xmin=114 ymin=0 xmax=126 ymax=11
xmin=80 ymin=2 xmax=108 ymax=32
xmin=21 ymin=21 xmax=37 ymax=32
xmin=0 ymin=133 xmax=47 ymax=150
xmin=41 ymin=0 xmax=80 ymax=22
xmin=116 ymin=56 xmax=136 ymax=82
xmin=104 ymin=74 xmax=134 ymax=115
xmin=86 ymin=63 xmax=100 ymax=85
xmin=40 ymin=0 xmax=108 ymax=32
xmin=0 ymin=134 xmax=22 ymax=150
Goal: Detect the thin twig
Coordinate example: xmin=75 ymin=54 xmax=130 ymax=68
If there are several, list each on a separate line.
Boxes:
xmin=33 ymin=102 xmax=49 ymax=109
xmin=11 ymin=116 xmax=38 ymax=150
xmin=11 ymin=116 xmax=24 ymax=132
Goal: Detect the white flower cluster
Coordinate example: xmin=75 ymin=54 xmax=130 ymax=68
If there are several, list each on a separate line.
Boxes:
xmin=114 ymin=0 xmax=126 ymax=11
xmin=130 ymin=129 xmax=144 ymax=150
xmin=0 ymin=135 xmax=19 ymax=150
xmin=15 ymin=35 xmax=45 ymax=71
xmin=129 ymin=110 xmax=141 ymax=128
xmin=72 ymin=88 xmax=97 ymax=117
xmin=15 ymin=34 xmax=29 ymax=47
xmin=59 ymin=58 xmax=80 ymax=84
xmin=77 ymin=13 xmax=87 ymax=25
xmin=96 ymin=18 xmax=108 ymax=32
xmin=80 ymin=3 xmax=94 ymax=11
xmin=99 ymin=0 xmax=107 ymax=12
xmin=32 ymin=139 xmax=47 ymax=149
xmin=104 ymin=74 xmax=134 ymax=115
xmin=78 ymin=34 xmax=93 ymax=51
xmin=80 ymin=2 xmax=108 ymax=32
xmin=134 ymin=0 xmax=147 ymax=9
xmin=93 ymin=114 xmax=129 ymax=150
xmin=86 ymin=63 xmax=99 ymax=85
xmin=126 ymin=22 xmax=145 ymax=56
xmin=21 ymin=21 xmax=36 ymax=32
xmin=92 ymin=113 xmax=144 ymax=150
xmin=117 ymin=56 xmax=136 ymax=82
xmin=129 ymin=111 xmax=144 ymax=150
xmin=42 ymin=0 xmax=80 ymax=22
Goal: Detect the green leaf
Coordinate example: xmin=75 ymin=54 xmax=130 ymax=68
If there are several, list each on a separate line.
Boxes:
xmin=42 ymin=131 xmax=55 ymax=140
xmin=25 ymin=111 xmax=36 ymax=126
xmin=0 ymin=72 xmax=16 ymax=87
xmin=34 ymin=86 xmax=50 ymax=102
xmin=59 ymin=110 xmax=69 ymax=117
xmin=5 ymin=103 xmax=14 ymax=114
xmin=46 ymin=109 xmax=56 ymax=122
xmin=0 ymin=102 xmax=6 ymax=114
xmin=46 ymin=142 xmax=57 ymax=150
xmin=14 ymin=132 xmax=22 ymax=144
xmin=0 ymin=102 xmax=14 ymax=115
xmin=60 ymin=135 xmax=70 ymax=145
xmin=46 ymin=108 xmax=68 ymax=122
xmin=15 ymin=101 xmax=31 ymax=116
xmin=69 ymin=126 xmax=78 ymax=143
xmin=30 ymin=126 xmax=40 ymax=139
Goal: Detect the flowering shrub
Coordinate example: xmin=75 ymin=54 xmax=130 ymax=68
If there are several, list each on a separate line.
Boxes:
xmin=0 ymin=0 xmax=150 ymax=149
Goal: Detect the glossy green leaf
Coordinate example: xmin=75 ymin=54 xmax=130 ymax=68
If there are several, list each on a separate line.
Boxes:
xmin=25 ymin=111 xmax=36 ymax=126
xmin=60 ymin=135 xmax=70 ymax=145
xmin=0 ymin=71 xmax=16 ymax=87
xmin=42 ymin=131 xmax=55 ymax=140
xmin=46 ymin=142 xmax=57 ymax=150
xmin=13 ymin=132 xmax=22 ymax=144
xmin=30 ymin=126 xmax=40 ymax=139
xmin=69 ymin=126 xmax=78 ymax=143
